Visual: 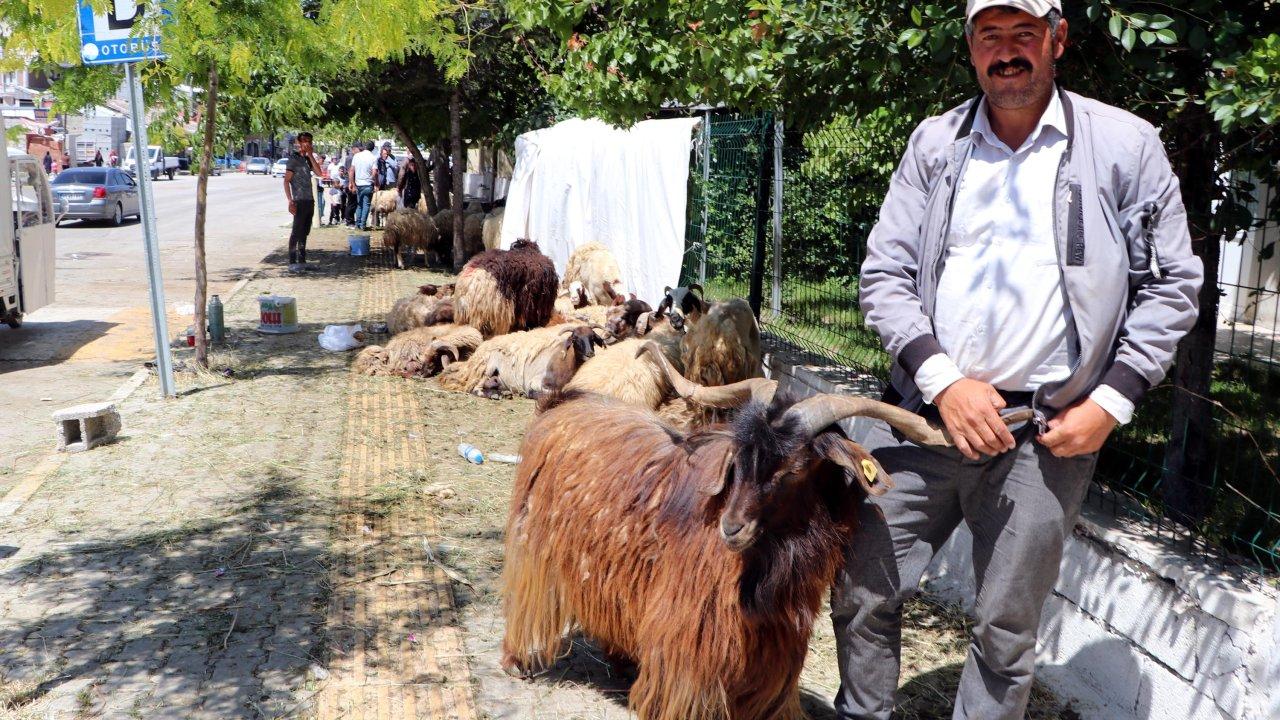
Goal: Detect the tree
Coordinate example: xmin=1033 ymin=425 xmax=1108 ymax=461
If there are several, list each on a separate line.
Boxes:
xmin=318 ymin=5 xmax=550 ymax=261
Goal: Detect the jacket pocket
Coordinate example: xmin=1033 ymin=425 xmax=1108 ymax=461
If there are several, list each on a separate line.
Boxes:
xmin=1067 ymin=183 xmax=1085 ymax=266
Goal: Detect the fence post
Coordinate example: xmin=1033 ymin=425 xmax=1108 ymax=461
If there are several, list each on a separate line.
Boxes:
xmin=771 ymin=117 xmax=784 ymax=318
xmin=749 ymin=113 xmax=773 ymax=318
xmin=699 ymin=109 xmax=711 ymax=286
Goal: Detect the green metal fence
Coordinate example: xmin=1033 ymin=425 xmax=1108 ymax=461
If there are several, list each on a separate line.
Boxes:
xmin=683 ymin=111 xmax=1280 ymax=575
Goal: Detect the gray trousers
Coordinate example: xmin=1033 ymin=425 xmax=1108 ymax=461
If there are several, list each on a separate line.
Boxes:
xmin=831 ymin=413 xmax=1096 ymax=720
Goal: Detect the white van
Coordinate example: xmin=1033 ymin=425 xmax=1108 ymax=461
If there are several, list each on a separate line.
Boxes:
xmin=1 ymin=146 xmax=58 ymax=328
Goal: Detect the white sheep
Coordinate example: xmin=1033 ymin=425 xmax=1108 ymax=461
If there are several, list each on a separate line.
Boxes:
xmin=564 ymin=242 xmax=626 ymax=306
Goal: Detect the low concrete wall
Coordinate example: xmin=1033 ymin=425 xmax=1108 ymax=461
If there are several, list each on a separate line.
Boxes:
xmin=764 ymin=347 xmax=1280 ymax=720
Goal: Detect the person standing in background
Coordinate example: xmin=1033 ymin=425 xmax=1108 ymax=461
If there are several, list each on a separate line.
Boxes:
xmin=283 ymin=132 xmax=326 ymax=272
xmin=374 ymin=142 xmax=398 ymax=192
xmin=397 ymin=156 xmax=422 ymax=211
xmin=314 ymin=153 xmax=328 ymax=226
xmin=349 ymin=140 xmax=377 ymax=231
xmin=42 ymin=151 xmax=53 ymax=175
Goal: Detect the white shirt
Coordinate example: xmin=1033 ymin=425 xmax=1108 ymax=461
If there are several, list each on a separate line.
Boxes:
xmin=915 ymin=93 xmax=1134 ymax=424
xmin=351 ymin=150 xmax=376 ymax=187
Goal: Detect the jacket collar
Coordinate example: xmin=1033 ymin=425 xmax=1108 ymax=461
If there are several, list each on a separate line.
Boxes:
xmin=955 ymin=85 xmax=1075 ymax=151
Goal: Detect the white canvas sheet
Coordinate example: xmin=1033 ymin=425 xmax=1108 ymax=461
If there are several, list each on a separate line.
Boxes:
xmin=501 ymin=117 xmax=701 ymax=306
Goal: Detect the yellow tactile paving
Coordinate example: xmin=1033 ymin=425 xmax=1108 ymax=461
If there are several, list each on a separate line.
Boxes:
xmin=319 ymin=247 xmax=479 ymax=720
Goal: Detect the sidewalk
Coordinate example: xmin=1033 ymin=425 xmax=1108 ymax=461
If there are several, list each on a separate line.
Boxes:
xmin=0 ymin=227 xmax=1078 ymax=719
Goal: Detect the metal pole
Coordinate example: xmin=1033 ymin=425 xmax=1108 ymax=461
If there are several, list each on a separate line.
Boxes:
xmin=748 ymin=113 xmax=773 ymax=318
xmin=771 ymin=117 xmax=784 ymax=318
xmin=699 ymin=109 xmax=711 ymax=285
xmin=125 ymin=62 xmax=176 ymax=398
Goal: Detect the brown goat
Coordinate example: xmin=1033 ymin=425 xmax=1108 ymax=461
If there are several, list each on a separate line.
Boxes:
xmin=503 ymin=389 xmax=1007 ymax=719
xmin=455 ymin=239 xmax=558 ymax=337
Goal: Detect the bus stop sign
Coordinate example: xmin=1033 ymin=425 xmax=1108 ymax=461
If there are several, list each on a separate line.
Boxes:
xmin=77 ymin=0 xmax=167 ymax=65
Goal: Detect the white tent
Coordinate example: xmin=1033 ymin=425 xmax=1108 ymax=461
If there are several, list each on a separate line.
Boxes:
xmin=500 ymin=117 xmax=702 ymax=307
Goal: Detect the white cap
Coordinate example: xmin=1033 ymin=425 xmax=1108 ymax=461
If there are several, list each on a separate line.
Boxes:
xmin=966 ymin=0 xmax=1061 ymax=24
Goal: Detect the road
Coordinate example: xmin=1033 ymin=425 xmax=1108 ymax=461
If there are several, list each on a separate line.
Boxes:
xmin=0 ymin=172 xmax=295 ymax=472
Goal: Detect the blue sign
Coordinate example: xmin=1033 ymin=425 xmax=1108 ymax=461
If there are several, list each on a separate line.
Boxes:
xmin=76 ymin=0 xmax=168 ymax=65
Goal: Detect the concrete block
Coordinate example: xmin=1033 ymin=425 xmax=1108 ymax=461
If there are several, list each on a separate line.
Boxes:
xmin=52 ymin=401 xmax=120 ymax=452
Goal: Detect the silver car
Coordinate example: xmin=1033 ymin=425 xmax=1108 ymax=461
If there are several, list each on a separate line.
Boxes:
xmin=50 ymin=168 xmax=140 ymax=226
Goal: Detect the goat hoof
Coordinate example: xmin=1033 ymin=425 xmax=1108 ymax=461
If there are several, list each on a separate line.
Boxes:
xmin=500 ymin=654 xmax=532 ymax=679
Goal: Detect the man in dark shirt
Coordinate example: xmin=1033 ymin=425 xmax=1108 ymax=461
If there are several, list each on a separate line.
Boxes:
xmin=283 ymin=132 xmax=326 ymax=272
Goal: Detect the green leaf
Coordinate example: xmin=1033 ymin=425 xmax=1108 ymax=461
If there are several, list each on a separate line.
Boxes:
xmin=1141 ymin=31 xmax=1156 ymax=46
xmin=1121 ymin=27 xmax=1136 ymax=52
xmin=1148 ymin=14 xmax=1175 ymax=30
xmin=1085 ymin=2 xmax=1100 ymax=22
xmin=1107 ymin=15 xmax=1123 ymax=39
xmin=911 ymin=6 xmax=922 ymax=26
xmin=1156 ymin=28 xmax=1177 ymax=45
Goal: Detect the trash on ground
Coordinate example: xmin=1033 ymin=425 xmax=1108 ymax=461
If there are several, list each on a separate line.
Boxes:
xmin=317 ymin=324 xmax=366 ymax=352
xmin=458 ymin=443 xmax=484 ymax=464
xmin=488 ymin=453 xmax=521 ymax=464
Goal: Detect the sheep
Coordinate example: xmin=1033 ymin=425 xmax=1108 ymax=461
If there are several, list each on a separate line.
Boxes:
xmin=352 ymin=323 xmax=482 ymax=378
xmin=563 ymin=242 xmax=626 ymax=306
xmin=463 ymin=211 xmax=486 ymax=261
xmin=502 ymin=387 xmax=1007 ymax=719
xmin=437 ymin=322 xmax=604 ymax=398
xmin=482 ymin=206 xmax=505 ymax=251
xmin=382 ymin=209 xmax=440 ymax=270
xmin=562 ymin=336 xmax=672 ymax=411
xmin=371 ymin=189 xmax=399 ymax=228
xmin=386 ymin=284 xmax=455 ymax=335
xmin=454 ymin=239 xmax=558 ymax=338
xmin=680 ymin=297 xmax=763 ymax=387
xmin=656 ymin=284 xmax=710 ymax=332
xmin=433 ymin=209 xmax=454 ymax=239
xmin=416 ymin=195 xmax=429 ymax=213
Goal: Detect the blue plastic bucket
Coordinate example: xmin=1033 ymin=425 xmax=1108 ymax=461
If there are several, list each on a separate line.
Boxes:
xmin=349 ymin=234 xmax=370 ymax=256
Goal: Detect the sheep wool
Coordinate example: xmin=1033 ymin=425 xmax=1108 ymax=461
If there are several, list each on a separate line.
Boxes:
xmin=564 ymin=242 xmax=625 ymax=306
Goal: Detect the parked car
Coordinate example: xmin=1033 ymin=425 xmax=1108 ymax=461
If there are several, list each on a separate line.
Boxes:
xmin=49 ymin=167 xmax=140 ymax=226
xmin=271 ymin=158 xmax=289 ymax=177
xmin=244 ymin=157 xmax=271 ymax=175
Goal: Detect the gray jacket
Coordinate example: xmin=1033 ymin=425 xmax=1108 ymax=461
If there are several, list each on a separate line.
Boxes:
xmin=859 ymin=88 xmax=1203 ymax=417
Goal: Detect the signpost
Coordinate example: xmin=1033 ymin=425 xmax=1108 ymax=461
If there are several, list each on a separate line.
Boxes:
xmin=76 ymin=0 xmax=175 ymax=398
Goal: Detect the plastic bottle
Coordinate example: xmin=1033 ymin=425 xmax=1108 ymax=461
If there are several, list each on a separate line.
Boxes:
xmin=458 ymin=443 xmax=484 ymax=464
xmin=208 ymin=294 xmax=225 ymax=344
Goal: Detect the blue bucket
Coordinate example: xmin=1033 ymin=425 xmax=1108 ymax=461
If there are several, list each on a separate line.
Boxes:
xmin=349 ymin=234 xmax=370 ymax=256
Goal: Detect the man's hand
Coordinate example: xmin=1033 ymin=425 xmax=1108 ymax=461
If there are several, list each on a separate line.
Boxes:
xmin=935 ymin=378 xmax=1016 ymax=460
xmin=1037 ymin=398 xmax=1116 ymax=457
xmin=288 ymin=200 xmax=296 ymax=215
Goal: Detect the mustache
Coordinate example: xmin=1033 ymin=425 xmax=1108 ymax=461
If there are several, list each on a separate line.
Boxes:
xmin=987 ymin=57 xmax=1034 ymax=76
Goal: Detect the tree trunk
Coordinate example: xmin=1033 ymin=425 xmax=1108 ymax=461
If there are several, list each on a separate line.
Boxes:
xmin=1160 ymin=102 xmax=1222 ymax=528
xmin=380 ymin=101 xmax=433 ymax=213
xmin=450 ymin=86 xmax=466 ymax=272
xmin=193 ymin=63 xmax=218 ymax=368
xmin=433 ymin=141 xmax=451 ymax=214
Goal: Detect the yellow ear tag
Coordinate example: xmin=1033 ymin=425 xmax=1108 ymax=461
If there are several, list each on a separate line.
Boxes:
xmin=861 ymin=459 xmax=878 ymax=484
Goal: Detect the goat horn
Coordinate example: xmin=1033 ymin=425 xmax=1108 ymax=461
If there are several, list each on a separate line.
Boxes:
xmin=430 ymin=339 xmax=460 ymax=362
xmin=786 ymin=396 xmax=1034 ymax=447
xmin=559 ymin=326 xmax=578 ymax=335
xmin=635 ymin=342 xmax=777 ymax=408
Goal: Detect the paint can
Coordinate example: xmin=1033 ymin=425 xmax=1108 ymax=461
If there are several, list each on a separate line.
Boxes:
xmin=258 ymin=295 xmax=300 ymax=334
xmin=349 ymin=234 xmax=370 ymax=256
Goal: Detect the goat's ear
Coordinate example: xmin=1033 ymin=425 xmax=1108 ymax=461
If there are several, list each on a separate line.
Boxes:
xmin=701 ymin=454 xmax=734 ymax=497
xmin=812 ymin=433 xmax=893 ymax=497
xmin=663 ymin=286 xmax=673 ymax=296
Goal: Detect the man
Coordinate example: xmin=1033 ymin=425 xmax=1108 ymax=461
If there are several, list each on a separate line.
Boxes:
xmin=314 ymin=153 xmax=328 ymax=226
xmin=832 ymin=2 xmax=1202 ymax=719
xmin=283 ymin=132 xmax=326 ymax=272
xmin=342 ymin=145 xmax=359 ymax=227
xmin=374 ymin=142 xmax=398 ymax=191
xmin=349 ymin=140 xmax=377 ymax=231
